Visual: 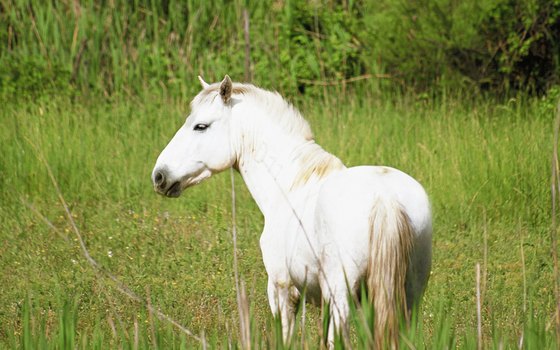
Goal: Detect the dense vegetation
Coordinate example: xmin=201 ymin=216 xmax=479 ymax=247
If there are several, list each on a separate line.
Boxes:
xmin=1 ymin=0 xmax=559 ymax=99
xmin=1 ymin=0 xmax=559 ymax=348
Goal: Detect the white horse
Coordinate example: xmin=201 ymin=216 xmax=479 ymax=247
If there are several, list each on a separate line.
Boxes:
xmin=152 ymin=75 xmax=432 ymax=348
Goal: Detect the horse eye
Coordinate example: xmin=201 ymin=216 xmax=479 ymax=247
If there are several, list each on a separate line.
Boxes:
xmin=193 ymin=123 xmax=209 ymax=132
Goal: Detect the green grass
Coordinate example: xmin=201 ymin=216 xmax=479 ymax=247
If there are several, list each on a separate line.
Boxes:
xmin=0 ymin=87 xmax=558 ymax=348
xmin=2 ymin=0 xmax=559 ymax=347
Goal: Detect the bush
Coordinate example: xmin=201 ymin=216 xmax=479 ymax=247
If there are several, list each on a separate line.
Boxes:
xmin=371 ymin=0 xmax=560 ymax=94
xmin=274 ymin=2 xmax=368 ymax=94
xmin=0 ymin=55 xmax=74 ymax=100
xmin=447 ymin=0 xmax=560 ymax=94
xmin=1 ymin=0 xmax=559 ymax=98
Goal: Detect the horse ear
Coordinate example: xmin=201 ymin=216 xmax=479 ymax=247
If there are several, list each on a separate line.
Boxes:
xmin=220 ymin=75 xmax=232 ymax=104
xmin=198 ymin=75 xmax=210 ymax=89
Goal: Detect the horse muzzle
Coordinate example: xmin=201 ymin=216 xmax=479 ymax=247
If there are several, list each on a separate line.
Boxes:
xmin=152 ymin=168 xmax=182 ymax=197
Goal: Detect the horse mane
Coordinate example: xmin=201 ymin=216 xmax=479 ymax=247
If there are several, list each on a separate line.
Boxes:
xmin=191 ymin=82 xmax=314 ymax=141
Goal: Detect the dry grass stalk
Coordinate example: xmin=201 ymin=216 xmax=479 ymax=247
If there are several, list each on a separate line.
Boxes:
xmin=230 ymin=169 xmax=251 ymax=349
xmin=243 ymin=9 xmax=252 ymax=83
xmin=146 ymin=287 xmax=157 ymax=349
xmin=519 ymin=223 xmax=527 ymax=314
xmin=134 ymin=317 xmax=139 ymax=350
xmin=551 ymin=102 xmax=560 ymax=345
xmin=476 ymin=263 xmax=483 ymax=350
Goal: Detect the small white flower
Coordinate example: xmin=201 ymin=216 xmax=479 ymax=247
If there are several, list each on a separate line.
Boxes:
xmin=107 ymin=250 xmax=113 ymax=258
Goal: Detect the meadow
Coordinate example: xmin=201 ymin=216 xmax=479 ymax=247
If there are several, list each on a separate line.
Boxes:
xmin=0 ymin=86 xmax=558 ymax=348
xmin=1 ymin=0 xmax=560 ymax=348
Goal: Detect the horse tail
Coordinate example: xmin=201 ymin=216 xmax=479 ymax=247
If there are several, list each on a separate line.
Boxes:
xmin=366 ymin=199 xmax=413 ymax=349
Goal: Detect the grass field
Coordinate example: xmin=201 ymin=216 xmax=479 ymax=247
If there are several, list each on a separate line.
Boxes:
xmin=0 ymin=86 xmax=558 ymax=348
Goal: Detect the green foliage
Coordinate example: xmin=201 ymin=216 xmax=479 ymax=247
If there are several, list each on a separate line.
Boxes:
xmin=459 ymin=0 xmax=560 ymax=93
xmin=367 ymin=0 xmax=560 ymax=94
xmin=0 ymin=55 xmax=74 ymax=100
xmin=2 ymin=0 xmax=559 ymax=98
xmin=9 ymin=292 xmax=558 ymax=348
xmin=275 ymin=1 xmax=368 ymax=94
xmin=12 ymin=297 xmax=192 ymax=349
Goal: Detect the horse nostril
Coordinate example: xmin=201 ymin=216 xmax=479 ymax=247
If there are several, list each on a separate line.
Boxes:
xmin=155 ymin=172 xmax=163 ymax=184
xmin=153 ymin=170 xmax=167 ymax=188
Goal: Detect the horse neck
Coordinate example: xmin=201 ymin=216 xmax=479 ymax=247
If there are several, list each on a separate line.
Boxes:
xmin=230 ymin=104 xmax=345 ymax=218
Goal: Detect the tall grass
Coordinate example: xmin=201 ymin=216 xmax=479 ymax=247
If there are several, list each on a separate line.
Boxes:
xmin=0 ymin=87 xmax=557 ymax=347
xmin=8 ymin=287 xmax=558 ymax=348
xmin=2 ymin=0 xmax=253 ymax=97
xmin=2 ymin=0 xmax=384 ymax=99
xmin=5 ymin=0 xmax=558 ymax=99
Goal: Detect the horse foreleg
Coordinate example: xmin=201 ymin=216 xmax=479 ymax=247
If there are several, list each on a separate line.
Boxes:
xmin=267 ymin=278 xmax=299 ymax=344
xmin=320 ymin=274 xmax=352 ymax=349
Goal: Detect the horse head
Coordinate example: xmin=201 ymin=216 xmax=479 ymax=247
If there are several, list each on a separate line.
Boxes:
xmin=152 ymin=75 xmax=236 ymax=197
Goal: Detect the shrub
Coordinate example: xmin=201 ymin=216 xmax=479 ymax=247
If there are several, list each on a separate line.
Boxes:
xmin=441 ymin=0 xmax=560 ymax=94
xmin=372 ymin=0 xmax=560 ymax=94
xmin=1 ymin=0 xmax=559 ymax=97
xmin=0 ymin=55 xmax=74 ymax=100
